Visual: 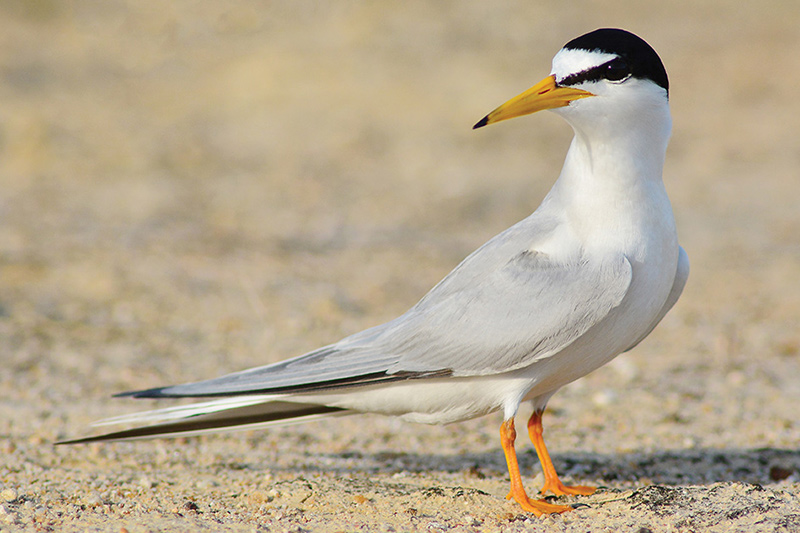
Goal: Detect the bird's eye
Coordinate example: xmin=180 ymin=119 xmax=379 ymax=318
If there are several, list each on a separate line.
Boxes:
xmin=604 ymin=58 xmax=630 ymax=82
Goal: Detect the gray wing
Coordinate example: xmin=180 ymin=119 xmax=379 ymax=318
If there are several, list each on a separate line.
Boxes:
xmin=382 ymin=248 xmax=633 ymax=375
xmin=129 ymin=216 xmax=633 ymax=397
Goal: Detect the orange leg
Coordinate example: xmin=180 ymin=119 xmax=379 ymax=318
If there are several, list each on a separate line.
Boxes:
xmin=500 ymin=418 xmax=573 ymax=515
xmin=527 ymin=410 xmax=595 ymax=496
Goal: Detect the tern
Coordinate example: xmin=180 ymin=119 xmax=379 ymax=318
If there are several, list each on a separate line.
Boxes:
xmin=62 ymin=28 xmax=689 ymax=516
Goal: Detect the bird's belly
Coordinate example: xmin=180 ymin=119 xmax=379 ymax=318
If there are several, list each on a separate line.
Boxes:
xmin=292 ymin=374 xmax=533 ymax=425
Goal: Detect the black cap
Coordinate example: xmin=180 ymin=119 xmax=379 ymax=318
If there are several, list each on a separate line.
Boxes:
xmin=562 ymin=28 xmax=668 ymax=95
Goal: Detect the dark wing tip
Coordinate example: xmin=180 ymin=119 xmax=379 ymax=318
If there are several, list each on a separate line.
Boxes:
xmin=114 ymin=386 xmax=175 ymax=399
xmin=55 ymin=434 xmax=108 ymax=445
xmin=473 ymin=115 xmax=489 ymax=129
xmin=55 ymin=404 xmax=348 ymax=445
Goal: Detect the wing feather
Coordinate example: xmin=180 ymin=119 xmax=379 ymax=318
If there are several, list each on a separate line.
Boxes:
xmin=382 ymin=249 xmax=633 ymax=374
xmin=121 ymin=214 xmax=632 ymax=397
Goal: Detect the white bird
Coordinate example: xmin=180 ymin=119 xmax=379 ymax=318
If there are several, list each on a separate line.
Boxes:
xmin=62 ymin=28 xmax=689 ymax=516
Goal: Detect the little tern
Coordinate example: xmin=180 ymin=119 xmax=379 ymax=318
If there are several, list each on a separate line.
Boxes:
xmin=62 ymin=28 xmax=689 ymax=516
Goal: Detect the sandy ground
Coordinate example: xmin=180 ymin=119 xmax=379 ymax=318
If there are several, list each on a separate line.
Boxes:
xmin=2 ymin=1 xmax=800 ymax=531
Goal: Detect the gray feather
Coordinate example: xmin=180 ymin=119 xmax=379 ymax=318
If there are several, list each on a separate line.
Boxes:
xmin=128 ymin=213 xmax=632 ymax=397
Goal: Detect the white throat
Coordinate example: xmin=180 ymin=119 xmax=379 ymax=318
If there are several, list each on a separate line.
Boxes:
xmin=543 ymin=95 xmax=674 ymax=257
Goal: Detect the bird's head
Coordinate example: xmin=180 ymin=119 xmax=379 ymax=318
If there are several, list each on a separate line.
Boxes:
xmin=474 ymin=29 xmax=670 ymax=136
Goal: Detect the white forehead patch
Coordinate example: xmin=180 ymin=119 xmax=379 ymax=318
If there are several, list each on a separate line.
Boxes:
xmin=551 ymin=48 xmax=618 ymax=83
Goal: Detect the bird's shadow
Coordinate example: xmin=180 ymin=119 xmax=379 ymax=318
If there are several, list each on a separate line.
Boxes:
xmin=242 ymin=447 xmax=800 ymax=487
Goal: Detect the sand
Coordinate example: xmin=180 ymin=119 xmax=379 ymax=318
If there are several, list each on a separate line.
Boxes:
xmin=2 ymin=1 xmax=800 ymax=531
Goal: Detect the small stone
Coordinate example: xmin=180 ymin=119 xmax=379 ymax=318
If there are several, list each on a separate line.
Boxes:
xmin=726 ymin=371 xmax=745 ymax=386
xmin=592 ymin=389 xmax=617 ymax=407
xmin=183 ymin=501 xmax=199 ymax=512
xmin=33 ymin=506 xmax=47 ymax=521
xmin=0 ymin=504 xmax=17 ymax=524
xmin=0 ymin=488 xmax=17 ymax=502
xmin=247 ymin=490 xmax=273 ymax=504
xmin=84 ymin=493 xmax=103 ymax=507
xmin=463 ymin=514 xmax=482 ymax=527
xmin=609 ymin=355 xmax=638 ymax=382
xmin=195 ymin=479 xmax=215 ymax=490
xmin=769 ymin=465 xmax=793 ymax=481
xmin=466 ymin=465 xmax=486 ymax=479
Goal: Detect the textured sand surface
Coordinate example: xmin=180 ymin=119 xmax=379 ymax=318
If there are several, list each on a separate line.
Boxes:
xmin=2 ymin=1 xmax=800 ymax=531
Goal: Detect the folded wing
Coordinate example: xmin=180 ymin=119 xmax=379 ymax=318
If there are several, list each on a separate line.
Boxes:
xmin=123 ymin=226 xmax=633 ymax=398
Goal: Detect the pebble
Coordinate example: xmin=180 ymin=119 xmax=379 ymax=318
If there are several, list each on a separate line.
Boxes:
xmin=0 ymin=488 xmax=18 ymax=502
xmin=592 ymin=389 xmax=617 ymax=407
xmin=85 ymin=492 xmax=103 ymax=507
xmin=769 ymin=465 xmax=793 ymax=481
xmin=0 ymin=504 xmax=18 ymax=524
xmin=33 ymin=506 xmax=47 ymax=522
xmin=609 ymin=355 xmax=638 ymax=382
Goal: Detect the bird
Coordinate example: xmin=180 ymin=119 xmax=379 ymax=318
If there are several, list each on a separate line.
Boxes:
xmin=61 ymin=28 xmax=689 ymax=516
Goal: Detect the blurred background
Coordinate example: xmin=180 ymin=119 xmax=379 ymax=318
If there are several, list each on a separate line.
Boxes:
xmin=1 ymin=0 xmax=799 ymax=514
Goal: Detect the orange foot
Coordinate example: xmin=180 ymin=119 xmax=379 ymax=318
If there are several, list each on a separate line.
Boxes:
xmin=527 ymin=410 xmax=597 ymax=497
xmin=506 ymin=477 xmax=595 ymax=499
xmin=507 ymin=491 xmax=573 ymax=515
xmin=500 ymin=418 xmax=574 ymax=516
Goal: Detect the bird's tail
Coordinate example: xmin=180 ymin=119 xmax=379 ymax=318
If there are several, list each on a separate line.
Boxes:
xmin=57 ymin=395 xmax=348 ymax=444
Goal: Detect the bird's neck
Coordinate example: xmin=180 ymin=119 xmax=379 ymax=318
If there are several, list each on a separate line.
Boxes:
xmin=564 ymin=106 xmax=671 ymax=188
xmin=546 ymin=112 xmax=674 ymax=250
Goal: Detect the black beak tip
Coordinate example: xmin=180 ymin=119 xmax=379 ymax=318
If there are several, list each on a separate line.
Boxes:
xmin=473 ymin=115 xmax=489 ymax=130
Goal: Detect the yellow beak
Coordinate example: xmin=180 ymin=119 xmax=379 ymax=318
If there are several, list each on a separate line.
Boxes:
xmin=473 ymin=75 xmax=594 ymax=129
